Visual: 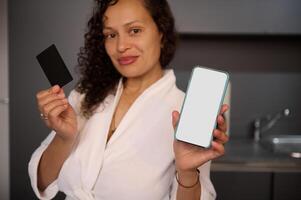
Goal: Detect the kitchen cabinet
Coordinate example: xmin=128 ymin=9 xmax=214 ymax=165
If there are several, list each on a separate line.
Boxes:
xmin=211 ymin=171 xmax=301 ymax=200
xmin=211 ymin=172 xmax=272 ymax=200
xmin=273 ymin=172 xmax=301 ymax=200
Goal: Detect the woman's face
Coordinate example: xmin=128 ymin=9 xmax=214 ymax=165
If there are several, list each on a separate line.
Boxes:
xmin=103 ymin=0 xmax=163 ymax=79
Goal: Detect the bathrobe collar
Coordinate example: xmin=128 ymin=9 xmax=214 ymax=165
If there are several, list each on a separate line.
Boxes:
xmin=57 ymin=69 xmax=177 ymax=199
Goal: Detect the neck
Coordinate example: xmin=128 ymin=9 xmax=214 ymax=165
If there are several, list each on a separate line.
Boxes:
xmin=123 ymin=67 xmax=163 ymax=96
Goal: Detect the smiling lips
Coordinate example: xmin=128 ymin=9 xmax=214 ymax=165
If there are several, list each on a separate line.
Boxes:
xmin=118 ymin=56 xmax=139 ymax=65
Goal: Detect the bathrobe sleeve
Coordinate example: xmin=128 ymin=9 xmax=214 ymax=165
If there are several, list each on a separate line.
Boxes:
xmin=170 ymin=161 xmax=216 ymax=200
xmin=28 ymin=89 xmax=81 ymax=200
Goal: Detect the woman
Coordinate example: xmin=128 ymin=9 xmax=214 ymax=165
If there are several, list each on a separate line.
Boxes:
xmin=29 ymin=0 xmax=229 ymax=199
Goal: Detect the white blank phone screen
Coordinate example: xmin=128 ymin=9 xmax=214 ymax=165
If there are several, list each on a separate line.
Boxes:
xmin=176 ymin=67 xmax=228 ymax=147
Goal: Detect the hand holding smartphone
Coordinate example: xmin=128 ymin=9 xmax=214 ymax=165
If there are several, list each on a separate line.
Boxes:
xmin=175 ymin=66 xmax=229 ymax=148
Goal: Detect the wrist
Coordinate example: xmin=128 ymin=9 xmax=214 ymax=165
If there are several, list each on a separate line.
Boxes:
xmin=176 ymin=169 xmax=200 ymax=188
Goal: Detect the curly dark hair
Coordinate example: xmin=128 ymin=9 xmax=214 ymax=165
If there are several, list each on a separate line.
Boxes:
xmin=76 ymin=0 xmax=177 ymax=118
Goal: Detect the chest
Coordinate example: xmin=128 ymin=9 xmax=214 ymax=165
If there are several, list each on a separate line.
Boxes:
xmin=107 ymin=92 xmax=139 ymax=142
xmin=94 ymin=117 xmax=175 ymax=200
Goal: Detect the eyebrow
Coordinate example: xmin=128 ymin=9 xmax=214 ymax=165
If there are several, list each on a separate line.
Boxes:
xmin=103 ymin=20 xmax=144 ymax=30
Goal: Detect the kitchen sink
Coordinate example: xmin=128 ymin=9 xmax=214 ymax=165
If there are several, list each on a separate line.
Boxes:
xmin=260 ymin=135 xmax=301 ymax=157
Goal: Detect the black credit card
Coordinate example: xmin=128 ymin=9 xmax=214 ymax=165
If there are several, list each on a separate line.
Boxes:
xmin=36 ymin=44 xmax=73 ymax=87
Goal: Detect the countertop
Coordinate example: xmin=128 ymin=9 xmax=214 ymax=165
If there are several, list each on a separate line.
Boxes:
xmin=211 ymin=139 xmax=301 ymax=172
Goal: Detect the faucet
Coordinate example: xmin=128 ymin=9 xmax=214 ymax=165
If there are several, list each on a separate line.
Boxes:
xmin=253 ymin=108 xmax=290 ymax=142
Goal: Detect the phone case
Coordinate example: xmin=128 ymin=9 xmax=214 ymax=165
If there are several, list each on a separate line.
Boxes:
xmin=175 ymin=66 xmax=229 ymax=148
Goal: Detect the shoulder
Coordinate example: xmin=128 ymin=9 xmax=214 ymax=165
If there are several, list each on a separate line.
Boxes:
xmin=172 ymin=86 xmax=185 ymax=102
xmin=67 ymin=88 xmax=115 ymax=116
xmin=67 ymin=89 xmax=85 ymax=114
xmin=164 ymin=85 xmax=185 ymax=111
xmin=173 ymin=86 xmax=185 ymax=99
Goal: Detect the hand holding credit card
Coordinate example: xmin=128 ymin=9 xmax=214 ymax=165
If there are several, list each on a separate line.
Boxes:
xmin=36 ymin=44 xmax=73 ymax=87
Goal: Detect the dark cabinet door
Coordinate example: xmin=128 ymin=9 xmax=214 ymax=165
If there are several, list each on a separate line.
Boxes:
xmin=211 ymin=171 xmax=272 ymax=200
xmin=273 ymin=172 xmax=301 ymax=200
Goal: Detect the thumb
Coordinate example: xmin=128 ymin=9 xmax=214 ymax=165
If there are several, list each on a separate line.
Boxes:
xmin=51 ymin=85 xmax=61 ymax=94
xmin=172 ymin=111 xmax=180 ymax=130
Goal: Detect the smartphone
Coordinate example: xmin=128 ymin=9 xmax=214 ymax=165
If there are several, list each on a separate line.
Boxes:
xmin=175 ymin=66 xmax=229 ymax=148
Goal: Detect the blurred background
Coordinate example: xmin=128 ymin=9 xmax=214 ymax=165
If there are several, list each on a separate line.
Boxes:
xmin=1 ymin=0 xmax=301 ymax=199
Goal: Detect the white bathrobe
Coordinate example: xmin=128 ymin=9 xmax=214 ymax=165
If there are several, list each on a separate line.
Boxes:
xmin=28 ymin=70 xmax=216 ymax=200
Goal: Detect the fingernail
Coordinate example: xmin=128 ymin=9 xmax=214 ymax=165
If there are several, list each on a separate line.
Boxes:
xmin=52 ymin=85 xmax=60 ymax=92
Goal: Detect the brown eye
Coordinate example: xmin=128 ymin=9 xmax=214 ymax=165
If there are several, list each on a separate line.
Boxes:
xmin=130 ymin=28 xmax=142 ymax=35
xmin=104 ymin=33 xmax=116 ymax=39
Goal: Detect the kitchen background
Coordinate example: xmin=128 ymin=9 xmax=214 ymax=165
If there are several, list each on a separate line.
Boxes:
xmin=1 ymin=0 xmax=301 ymax=199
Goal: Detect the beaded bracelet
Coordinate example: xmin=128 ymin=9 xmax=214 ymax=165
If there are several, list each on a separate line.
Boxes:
xmin=175 ymin=169 xmax=200 ymax=188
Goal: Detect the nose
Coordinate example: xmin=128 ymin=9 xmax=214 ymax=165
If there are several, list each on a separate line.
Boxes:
xmin=117 ymin=34 xmax=130 ymax=53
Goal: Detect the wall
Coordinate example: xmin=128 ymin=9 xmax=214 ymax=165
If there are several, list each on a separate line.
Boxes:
xmin=171 ymin=35 xmax=301 ymax=138
xmin=0 ymin=0 xmax=10 ymax=199
xmin=9 ymin=0 xmax=92 ymax=199
xmin=9 ymin=1 xmax=301 ymax=199
xmin=168 ymin=0 xmax=301 ymax=34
